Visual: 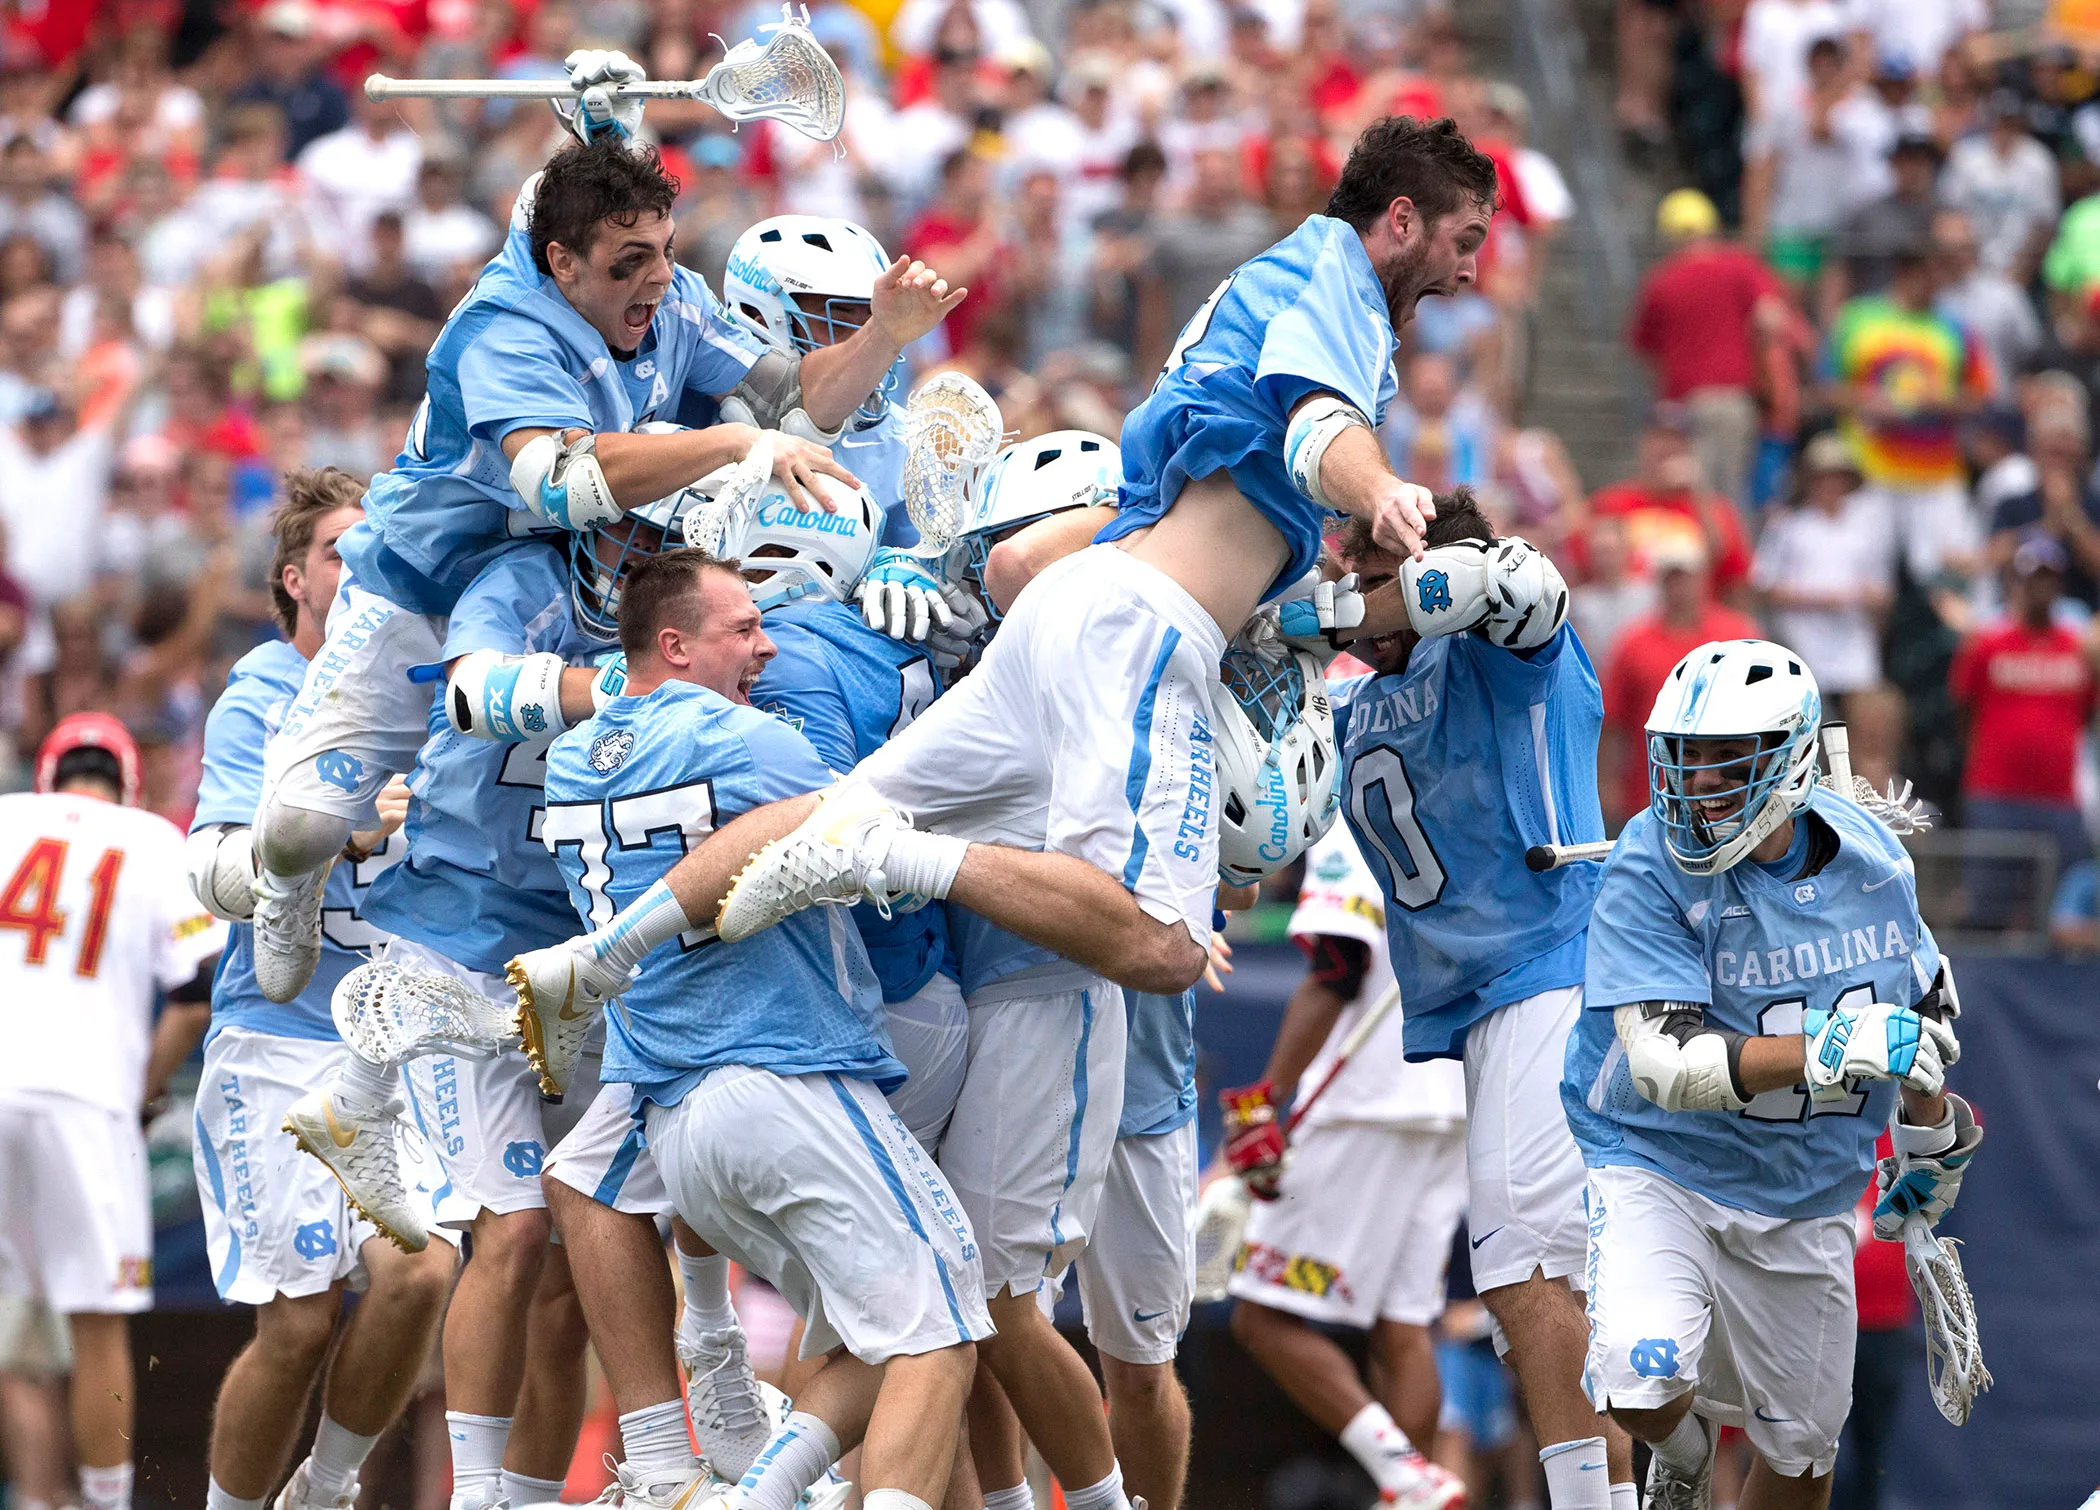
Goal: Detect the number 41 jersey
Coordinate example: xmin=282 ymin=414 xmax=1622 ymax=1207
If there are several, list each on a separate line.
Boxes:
xmin=1330 ymin=627 xmax=1605 ymax=1060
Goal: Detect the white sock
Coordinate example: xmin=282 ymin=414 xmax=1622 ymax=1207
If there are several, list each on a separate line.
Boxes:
xmin=1652 ymin=1410 xmax=1710 ymax=1476
xmin=982 ymin=1486 xmax=1034 ymax=1510
xmin=677 ymin=1248 xmax=735 ymax=1331
xmin=1538 ymin=1436 xmax=1611 ymax=1510
xmin=1609 ymin=1485 xmax=1638 ymax=1510
xmin=735 ymin=1412 xmax=839 ymax=1510
xmin=1338 ymin=1402 xmax=1422 ymax=1491
xmin=333 ymin=1052 xmax=397 ymax=1104
xmin=620 ymin=1400 xmax=696 ymax=1477
xmin=500 ymin=1471 xmax=567 ymax=1505
xmin=79 ymin=1464 xmax=132 ymax=1510
xmin=586 ymin=880 xmax=693 ymax=977
xmin=308 ymin=1415 xmax=381 ymax=1501
xmin=872 ymin=829 xmax=968 ymax=901
xmin=206 ymin=1479 xmax=266 ymax=1510
xmin=447 ymin=1412 xmax=512 ymax=1506
xmin=1062 ymin=1468 xmax=1130 ymax=1510
xmin=864 ymin=1493 xmax=935 ymax=1510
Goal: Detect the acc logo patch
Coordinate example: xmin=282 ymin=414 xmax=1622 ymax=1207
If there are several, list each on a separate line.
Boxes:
xmin=1629 ymin=1337 xmax=1681 ymax=1379
xmin=1416 ymin=569 xmax=1452 ymax=615
xmin=588 ymin=729 xmax=635 ymax=773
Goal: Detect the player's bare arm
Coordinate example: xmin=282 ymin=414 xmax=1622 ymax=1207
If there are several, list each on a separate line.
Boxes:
xmin=1291 ymin=399 xmax=1435 ymax=562
xmin=795 ymin=256 xmax=966 ymax=431
xmin=982 ymin=503 xmax=1120 ymax=612
xmin=499 ymin=423 xmax=858 ymax=519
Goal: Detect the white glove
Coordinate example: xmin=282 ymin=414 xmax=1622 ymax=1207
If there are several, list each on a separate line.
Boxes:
xmin=1873 ymin=1094 xmax=1982 ymax=1239
xmin=557 ymin=49 xmax=646 ymax=143
xmin=1804 ymin=998 xmax=1960 ymax=1095
xmin=1615 ymin=1003 xmax=1750 ymax=1113
xmin=589 ymin=652 xmax=628 ymax=712
xmin=1478 ymin=536 xmax=1568 ymax=651
xmin=1396 ymin=539 xmax=1495 ymax=639
xmin=923 ymin=580 xmax=991 ymax=671
xmin=1241 ymin=573 xmax=1366 ymax=664
xmin=857 ymin=549 xmax=954 ymax=643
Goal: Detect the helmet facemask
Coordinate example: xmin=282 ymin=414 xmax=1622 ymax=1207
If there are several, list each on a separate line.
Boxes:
xmin=569 ymin=509 xmax=673 ymax=643
xmin=1648 ymin=727 xmax=1817 ymax=875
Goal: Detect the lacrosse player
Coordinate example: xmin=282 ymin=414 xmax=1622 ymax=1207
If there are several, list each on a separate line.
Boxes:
xmin=515 ymin=115 xmax=1498 ymax=1031
xmin=540 ymin=549 xmax=988 ymax=1510
xmin=187 ymin=471 xmax=462 ymax=1510
xmin=247 ymin=81 xmax=959 ymax=1007
xmin=0 ymin=716 xmax=226 ymax=1510
xmin=1225 ymin=821 xmax=1468 ymax=1509
xmin=1564 ymin=639 xmax=1978 ymax=1510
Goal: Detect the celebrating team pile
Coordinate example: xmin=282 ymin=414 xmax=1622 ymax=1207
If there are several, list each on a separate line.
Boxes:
xmin=0 ymin=33 xmax=1992 ymax=1510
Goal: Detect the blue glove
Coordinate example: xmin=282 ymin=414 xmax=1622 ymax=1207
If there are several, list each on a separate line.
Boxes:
xmin=857 ymin=548 xmax=954 ymax=642
xmin=590 ymin=653 xmax=628 ymax=711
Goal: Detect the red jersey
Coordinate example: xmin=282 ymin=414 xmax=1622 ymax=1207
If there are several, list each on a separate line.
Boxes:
xmin=1584 ymin=482 xmax=1754 ymax=597
xmin=1603 ymin=604 xmax=1763 ymax=821
xmin=1628 ymin=244 xmax=1781 ymax=399
xmin=905 ymin=210 xmax=999 ymax=354
xmin=1950 ymin=620 xmax=2097 ymax=804
xmin=1854 ymin=1131 xmax=1913 ymax=1332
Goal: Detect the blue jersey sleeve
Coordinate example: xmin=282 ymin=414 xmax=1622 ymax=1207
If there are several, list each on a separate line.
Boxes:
xmin=728 ymin=708 xmax=838 ymax=806
xmin=1584 ymin=825 xmax=1712 ymax=1010
xmin=750 ymin=624 xmax=860 ymax=774
xmin=441 ymin=547 xmax=568 ymax=660
xmin=456 ymin=310 xmax=595 ymax=444
xmin=667 ymin=270 xmax=769 ymax=397
xmin=1253 ymin=230 xmax=1398 ymax=424
xmin=193 ymin=674 xmax=274 ymax=828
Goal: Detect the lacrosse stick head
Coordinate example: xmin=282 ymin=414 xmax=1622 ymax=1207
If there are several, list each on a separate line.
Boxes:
xmin=1904 ymin=1217 xmax=1992 ymax=1425
xmin=696 ymin=5 xmax=845 ymax=141
xmin=332 ymin=960 xmax=522 ymax=1069
xmin=1189 ymin=1174 xmax=1254 ymax=1303
xmin=681 ymin=433 xmax=777 ymax=556
xmin=902 ymin=372 xmax=1004 ymax=551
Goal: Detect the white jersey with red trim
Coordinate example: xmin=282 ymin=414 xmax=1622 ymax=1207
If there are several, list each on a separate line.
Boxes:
xmin=1286 ymin=825 xmax=1466 ymax=1130
xmin=0 ymin=792 xmax=226 ymax=1115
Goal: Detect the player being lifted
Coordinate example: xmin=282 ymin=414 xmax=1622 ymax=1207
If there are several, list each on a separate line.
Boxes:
xmin=248 ymin=71 xmax=962 ymax=1005
xmin=1564 ymin=641 xmax=1976 ymax=1510
xmin=509 ymin=114 xmax=1497 ymax=1041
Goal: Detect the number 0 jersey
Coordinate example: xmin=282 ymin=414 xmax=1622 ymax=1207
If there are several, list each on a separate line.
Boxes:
xmin=0 ymin=791 xmax=226 ymax=1115
xmin=1331 ymin=626 xmax=1605 ymax=1060
xmin=1565 ymin=787 xmax=1940 ymax=1221
xmin=1102 ymin=215 xmax=1402 ymax=597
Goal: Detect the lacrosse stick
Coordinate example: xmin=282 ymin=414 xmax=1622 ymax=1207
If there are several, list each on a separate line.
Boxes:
xmin=366 ymin=5 xmax=846 ymax=142
xmin=1191 ymin=981 xmax=1403 ymax=1302
xmin=901 ymin=372 xmax=1003 ymax=551
xmin=1819 ymin=719 xmax=1932 ymax=834
xmin=682 ymin=432 xmax=777 ymax=556
xmin=332 ymin=958 xmax=522 ymax=1069
xmin=1525 ymin=840 xmax=1615 ymax=872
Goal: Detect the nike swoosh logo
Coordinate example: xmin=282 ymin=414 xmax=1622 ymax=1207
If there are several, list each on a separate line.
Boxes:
xmin=556 ymin=975 xmax=592 ymax=1021
xmin=323 ymin=1099 xmax=358 ymax=1149
xmin=1470 ymin=1226 xmax=1503 ymax=1250
xmin=1132 ymin=1307 xmax=1168 ymax=1323
xmin=1578 ymin=1462 xmax=1605 ymax=1471
xmin=1862 ymin=874 xmax=1900 ymax=891
xmin=1753 ymin=1405 xmax=1793 ymax=1423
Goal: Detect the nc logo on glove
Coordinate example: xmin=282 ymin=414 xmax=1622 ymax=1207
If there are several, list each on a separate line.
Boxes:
xmin=1416 ymin=569 xmax=1452 ymax=615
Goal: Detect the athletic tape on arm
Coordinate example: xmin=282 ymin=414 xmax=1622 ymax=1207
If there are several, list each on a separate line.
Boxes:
xmin=1285 ymin=394 xmax=1372 ymax=509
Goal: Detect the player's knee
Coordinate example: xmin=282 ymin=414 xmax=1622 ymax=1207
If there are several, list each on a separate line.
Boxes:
xmin=1228 ymin=1297 xmax=1295 ymax=1353
xmin=255 ymin=1291 xmax=342 ymax=1367
xmin=371 ymin=1238 xmax=459 ymax=1314
xmin=472 ymin=1207 xmax=553 ymax=1277
xmin=254 ymin=795 xmax=352 ymax=876
xmin=1100 ymin=1355 xmax=1177 ymax=1407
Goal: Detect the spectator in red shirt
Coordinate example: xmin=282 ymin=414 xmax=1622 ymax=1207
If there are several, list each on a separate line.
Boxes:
xmin=1582 ymin=403 xmax=1756 ymax=606
xmin=1599 ymin=538 xmax=1762 ymax=828
xmin=1628 ymin=189 xmax=1790 ymax=506
xmin=1949 ymin=533 xmax=2100 ymax=870
xmin=905 ymin=146 xmax=1002 ymax=360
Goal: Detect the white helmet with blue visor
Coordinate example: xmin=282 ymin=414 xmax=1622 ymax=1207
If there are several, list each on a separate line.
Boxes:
xmin=568 ymin=423 xmax=701 ymax=643
xmin=1645 ymin=638 xmax=1823 ymax=875
xmin=704 ymin=470 xmax=883 ymax=610
xmin=723 ymin=215 xmax=899 ymax=428
xmin=1213 ymin=646 xmax=1339 ymax=887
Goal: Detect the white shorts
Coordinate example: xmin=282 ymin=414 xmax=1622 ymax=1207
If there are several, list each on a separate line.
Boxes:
xmin=1071 ymin=1120 xmax=1199 ymax=1365
xmin=647 ymin=1066 xmax=993 ymax=1363
xmin=0 ymin=1096 xmax=153 ymax=1314
xmin=546 ymin=1079 xmax=671 ymax=1216
xmin=195 ymin=1028 xmax=461 ymax=1305
xmin=939 ymin=978 xmax=1127 ymax=1297
xmin=851 ymin=545 xmax=1226 ymax=945
xmin=883 ymin=973 xmax=969 ymax=1154
xmin=1462 ymin=985 xmax=1589 ymax=1293
xmin=1229 ymin=1120 xmax=1468 ymax=1330
xmin=260 ymin=579 xmax=447 ymax=827
xmin=1582 ymin=1164 xmax=1856 ymax=1478
xmin=393 ymin=942 xmax=555 ymax=1226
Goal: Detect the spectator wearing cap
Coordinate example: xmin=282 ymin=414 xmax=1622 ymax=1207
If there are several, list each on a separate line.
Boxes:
xmin=226 ymin=0 xmax=350 ymax=161
xmin=1059 ymin=53 xmax=1144 ymax=240
xmin=1583 ymin=403 xmax=1756 ymax=603
xmin=1822 ymin=131 xmax=1943 ymax=314
xmin=1941 ymin=89 xmax=2061 ymax=283
xmin=1600 ymin=535 xmax=1763 ymax=828
xmin=1628 ymin=189 xmax=1789 ymax=508
xmin=1842 ymin=0 xmax=1985 ymax=89
xmin=1822 ymin=243 xmax=1991 ymax=583
xmin=997 ymin=41 xmax=1083 ymax=186
xmin=1950 ymin=533 xmax=2098 ymax=873
xmin=1989 ymin=404 xmax=2100 ymax=611
xmin=1138 ymin=145 xmax=1277 ymax=375
xmin=1848 ymin=50 xmax=1934 ymax=178
xmin=1932 ymin=208 xmax=2041 ymax=399
xmin=1743 ymin=37 xmax=1885 ymax=289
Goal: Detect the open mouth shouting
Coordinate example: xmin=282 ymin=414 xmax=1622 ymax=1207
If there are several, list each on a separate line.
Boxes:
xmin=622 ymin=298 xmax=659 ymax=343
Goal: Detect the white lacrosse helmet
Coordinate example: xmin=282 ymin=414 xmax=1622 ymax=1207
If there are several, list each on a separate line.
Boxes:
xmin=724 ymin=215 xmax=899 ymax=425
xmin=570 ymin=422 xmax=701 ymax=642
xmin=1645 ymin=638 xmax=1823 ymax=876
xmin=958 ymin=430 xmax=1121 ymax=613
xmin=710 ymin=471 xmax=883 ymax=609
xmin=1214 ymin=647 xmax=1341 ymax=887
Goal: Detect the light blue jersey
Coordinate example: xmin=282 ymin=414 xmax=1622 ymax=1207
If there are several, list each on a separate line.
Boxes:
xmin=1122 ymin=989 xmax=1197 ymax=1137
xmin=1565 ymin=789 xmax=1939 ymax=1221
xmin=342 ymin=212 xmax=766 ymax=614
xmin=360 ymin=544 xmax=616 ymax=974
xmin=543 ymin=681 xmax=900 ymax=1108
xmin=749 ymin=598 xmax=956 ymax=1001
xmin=194 ymin=640 xmax=400 ymax=1042
xmin=1102 ymin=216 xmax=1401 ymax=596
xmin=1333 ymin=627 xmax=1605 ymax=1060
xmin=836 ymin=408 xmax=916 ymax=547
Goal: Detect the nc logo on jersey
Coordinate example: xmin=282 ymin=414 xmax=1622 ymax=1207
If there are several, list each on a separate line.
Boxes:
xmin=588 ymin=729 xmax=635 ymax=773
xmin=315 ymin=751 xmax=366 ymax=794
xmin=293 ymin=1219 xmax=338 ymax=1261
xmin=503 ymin=1140 xmax=545 ymax=1177
xmin=1416 ymin=569 xmax=1452 ymax=615
xmin=1629 ymin=1338 xmax=1681 ymax=1379
xmin=1794 ymin=882 xmax=1817 ymax=904
xmin=634 ymin=360 xmax=657 ymax=379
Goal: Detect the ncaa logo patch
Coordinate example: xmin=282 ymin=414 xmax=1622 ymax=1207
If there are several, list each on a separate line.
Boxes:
xmin=1416 ymin=569 xmax=1452 ymax=615
xmin=588 ymin=730 xmax=635 ymax=773
xmin=1629 ymin=1338 xmax=1681 ymax=1379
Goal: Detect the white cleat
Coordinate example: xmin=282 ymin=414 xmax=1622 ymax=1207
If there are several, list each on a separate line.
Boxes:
xmin=796 ymin=1470 xmax=850 ymax=1510
xmin=253 ymin=863 xmax=332 ymax=1004
xmin=282 ymin=1081 xmax=429 ymax=1252
xmin=677 ymin=1324 xmax=773 ymax=1482
xmin=716 ymin=787 xmax=913 ymax=942
xmin=595 ymin=1459 xmax=726 ymax=1510
xmin=1642 ymin=1413 xmax=1715 ymax=1510
xmin=274 ymin=1460 xmax=358 ymax=1510
xmin=1378 ymin=1456 xmax=1468 ymax=1510
xmin=449 ymin=1494 xmax=510 ymax=1510
xmin=506 ymin=941 xmax=631 ymax=1097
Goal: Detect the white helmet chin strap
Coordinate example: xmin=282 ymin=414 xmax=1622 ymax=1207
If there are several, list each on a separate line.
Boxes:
xmin=1668 ymin=756 xmax=1812 ymax=876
